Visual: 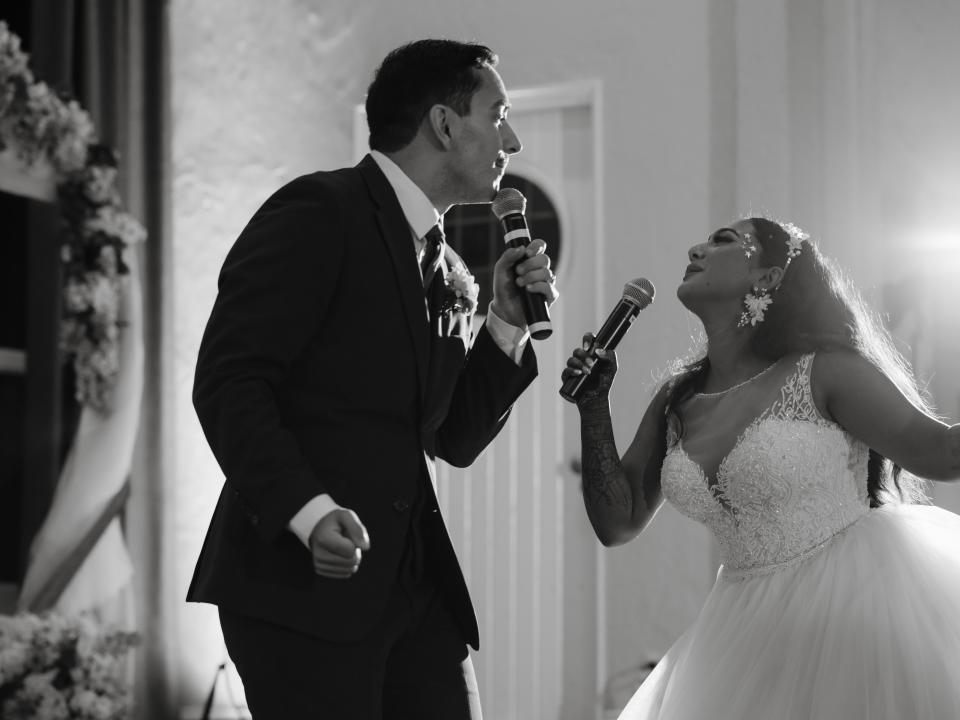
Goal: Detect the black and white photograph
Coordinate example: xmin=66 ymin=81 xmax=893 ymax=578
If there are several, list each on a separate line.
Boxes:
xmin=1 ymin=1 xmax=959 ymax=718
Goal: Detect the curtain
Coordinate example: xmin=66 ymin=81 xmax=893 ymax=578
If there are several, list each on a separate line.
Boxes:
xmin=9 ymin=2 xmax=171 ymax=717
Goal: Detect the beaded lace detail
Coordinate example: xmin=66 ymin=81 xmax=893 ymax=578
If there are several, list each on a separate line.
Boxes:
xmin=661 ymin=354 xmax=870 ymax=581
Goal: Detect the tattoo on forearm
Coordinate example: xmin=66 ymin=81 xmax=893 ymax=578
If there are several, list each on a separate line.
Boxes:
xmin=580 ymin=401 xmax=631 ymax=509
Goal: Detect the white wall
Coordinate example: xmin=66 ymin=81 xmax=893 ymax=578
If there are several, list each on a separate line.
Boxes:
xmin=165 ymin=0 xmax=960 ymax=715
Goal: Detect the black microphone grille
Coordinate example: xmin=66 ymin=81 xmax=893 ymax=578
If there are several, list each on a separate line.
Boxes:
xmin=491 ymin=187 xmax=527 ymax=219
xmin=623 ymin=278 xmax=655 ymax=309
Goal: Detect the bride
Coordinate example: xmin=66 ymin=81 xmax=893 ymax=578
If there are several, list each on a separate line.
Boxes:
xmin=563 ymin=217 xmax=960 ymax=719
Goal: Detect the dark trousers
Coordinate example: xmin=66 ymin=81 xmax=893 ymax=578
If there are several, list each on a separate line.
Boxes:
xmin=219 ymin=528 xmax=481 ymax=719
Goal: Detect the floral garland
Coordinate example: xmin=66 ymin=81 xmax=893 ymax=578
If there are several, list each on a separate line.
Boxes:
xmin=0 ymin=611 xmax=138 ymax=720
xmin=0 ymin=21 xmax=146 ymax=413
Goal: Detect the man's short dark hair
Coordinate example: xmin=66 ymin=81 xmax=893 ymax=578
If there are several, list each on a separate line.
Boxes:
xmin=365 ymin=39 xmax=498 ymax=153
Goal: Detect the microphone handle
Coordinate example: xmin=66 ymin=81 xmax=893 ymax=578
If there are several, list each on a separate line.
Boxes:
xmin=559 ymin=299 xmax=641 ymax=404
xmin=593 ymin=298 xmax=642 ymax=350
xmin=499 ymin=213 xmax=553 ymax=340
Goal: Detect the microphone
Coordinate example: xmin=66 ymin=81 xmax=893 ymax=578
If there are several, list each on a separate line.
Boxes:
xmin=559 ymin=278 xmax=655 ymax=403
xmin=491 ymin=188 xmax=553 ymax=340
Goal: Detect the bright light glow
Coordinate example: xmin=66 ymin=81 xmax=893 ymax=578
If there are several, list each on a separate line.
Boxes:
xmin=902 ymin=230 xmax=960 ymax=280
xmin=911 ymin=230 xmax=960 ymax=254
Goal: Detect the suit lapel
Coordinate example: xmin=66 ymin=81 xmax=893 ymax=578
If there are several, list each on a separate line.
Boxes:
xmin=357 ymin=155 xmax=430 ymax=400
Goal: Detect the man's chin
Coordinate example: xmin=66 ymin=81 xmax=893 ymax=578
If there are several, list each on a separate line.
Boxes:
xmin=458 ymin=185 xmax=499 ymax=205
xmin=488 ymin=175 xmax=508 ymax=199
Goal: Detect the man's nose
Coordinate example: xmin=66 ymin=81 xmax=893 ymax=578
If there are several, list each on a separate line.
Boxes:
xmin=502 ymin=121 xmax=521 ymax=155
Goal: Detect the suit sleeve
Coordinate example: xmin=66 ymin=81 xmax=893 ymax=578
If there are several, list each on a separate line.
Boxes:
xmin=193 ymin=196 xmax=345 ymax=543
xmin=434 ymin=322 xmax=538 ymax=468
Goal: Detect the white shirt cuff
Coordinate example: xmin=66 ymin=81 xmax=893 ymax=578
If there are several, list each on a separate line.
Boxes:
xmin=288 ymin=494 xmax=341 ymax=548
xmin=485 ymin=303 xmax=529 ymax=366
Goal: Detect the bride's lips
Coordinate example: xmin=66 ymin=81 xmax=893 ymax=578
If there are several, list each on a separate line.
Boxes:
xmin=683 ymin=264 xmax=702 ymax=280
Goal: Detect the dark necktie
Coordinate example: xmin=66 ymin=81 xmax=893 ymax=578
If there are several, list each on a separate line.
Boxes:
xmin=420 ymin=225 xmax=445 ymax=291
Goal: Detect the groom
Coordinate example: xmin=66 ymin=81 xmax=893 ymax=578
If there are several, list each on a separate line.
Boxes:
xmin=188 ymin=39 xmax=557 ymax=719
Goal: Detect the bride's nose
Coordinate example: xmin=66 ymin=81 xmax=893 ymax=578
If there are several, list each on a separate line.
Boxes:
xmin=688 ymin=244 xmax=706 ymax=261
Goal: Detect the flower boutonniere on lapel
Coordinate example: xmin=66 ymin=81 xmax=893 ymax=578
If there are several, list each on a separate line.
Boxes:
xmin=440 ymin=263 xmax=480 ymax=316
xmin=433 ymin=262 xmax=479 ymax=345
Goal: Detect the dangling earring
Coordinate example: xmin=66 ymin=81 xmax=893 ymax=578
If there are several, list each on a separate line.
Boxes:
xmin=738 ymin=286 xmax=772 ymax=327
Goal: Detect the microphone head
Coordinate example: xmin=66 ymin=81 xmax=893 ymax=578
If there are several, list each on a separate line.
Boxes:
xmin=623 ymin=278 xmax=655 ymax=309
xmin=491 ymin=187 xmax=527 ymax=219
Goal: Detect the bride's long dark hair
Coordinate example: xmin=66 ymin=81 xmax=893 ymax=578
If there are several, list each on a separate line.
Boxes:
xmin=663 ymin=217 xmax=930 ymax=506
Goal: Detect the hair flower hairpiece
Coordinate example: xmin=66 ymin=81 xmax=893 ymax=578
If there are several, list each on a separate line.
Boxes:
xmin=736 ymin=219 xmax=809 ymax=329
xmin=781 ymin=222 xmax=808 ymax=264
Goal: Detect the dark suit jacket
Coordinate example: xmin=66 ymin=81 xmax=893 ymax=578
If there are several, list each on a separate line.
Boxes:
xmin=187 ymin=155 xmax=537 ymax=649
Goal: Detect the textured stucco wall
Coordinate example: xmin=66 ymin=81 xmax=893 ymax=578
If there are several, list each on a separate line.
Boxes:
xmin=167 ymin=0 xmax=960 ymax=711
xmin=169 ymin=1 xmax=376 ymax=708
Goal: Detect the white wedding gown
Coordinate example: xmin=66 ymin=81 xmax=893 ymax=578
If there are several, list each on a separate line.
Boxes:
xmin=619 ymin=354 xmax=960 ymax=719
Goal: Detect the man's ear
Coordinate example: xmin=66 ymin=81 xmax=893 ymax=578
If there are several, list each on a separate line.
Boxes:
xmin=755 ymin=265 xmax=785 ymax=292
xmin=426 ymin=104 xmax=457 ymax=149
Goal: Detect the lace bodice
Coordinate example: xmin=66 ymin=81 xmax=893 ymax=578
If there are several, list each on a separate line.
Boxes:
xmin=661 ymin=354 xmax=870 ymax=580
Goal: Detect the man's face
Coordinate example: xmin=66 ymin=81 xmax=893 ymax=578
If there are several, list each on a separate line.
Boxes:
xmin=445 ymin=64 xmax=522 ymax=203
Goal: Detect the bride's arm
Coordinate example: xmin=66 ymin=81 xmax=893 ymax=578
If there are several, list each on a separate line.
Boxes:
xmin=577 ymin=381 xmax=669 ymax=546
xmin=812 ymin=350 xmax=960 ymax=481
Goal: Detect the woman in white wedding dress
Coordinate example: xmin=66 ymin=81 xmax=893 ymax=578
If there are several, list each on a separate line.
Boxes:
xmin=562 ymin=217 xmax=960 ymax=719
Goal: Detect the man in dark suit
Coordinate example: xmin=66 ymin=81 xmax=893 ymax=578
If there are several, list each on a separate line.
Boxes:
xmin=188 ymin=39 xmax=557 ymax=719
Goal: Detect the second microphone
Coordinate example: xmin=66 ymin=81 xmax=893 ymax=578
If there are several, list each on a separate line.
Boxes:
xmin=560 ymin=278 xmax=656 ymax=403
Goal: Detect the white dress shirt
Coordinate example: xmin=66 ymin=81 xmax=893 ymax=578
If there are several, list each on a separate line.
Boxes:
xmin=288 ymin=151 xmax=530 ymax=546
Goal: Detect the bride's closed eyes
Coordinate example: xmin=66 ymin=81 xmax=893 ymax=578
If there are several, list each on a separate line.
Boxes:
xmin=707 ymin=229 xmax=739 ymax=245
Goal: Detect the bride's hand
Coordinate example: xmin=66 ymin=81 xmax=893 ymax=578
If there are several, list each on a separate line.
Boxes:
xmin=561 ymin=332 xmax=618 ymax=404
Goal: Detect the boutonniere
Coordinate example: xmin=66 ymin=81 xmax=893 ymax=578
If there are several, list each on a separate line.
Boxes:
xmin=441 ymin=264 xmax=479 ymax=315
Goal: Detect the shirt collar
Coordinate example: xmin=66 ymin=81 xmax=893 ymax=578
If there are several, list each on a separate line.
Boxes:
xmin=370 ymin=150 xmax=442 ymax=240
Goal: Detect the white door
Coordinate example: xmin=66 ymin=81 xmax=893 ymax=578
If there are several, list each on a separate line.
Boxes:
xmin=354 ymin=81 xmax=604 ymax=719
xmin=434 ymin=82 xmax=605 ymax=720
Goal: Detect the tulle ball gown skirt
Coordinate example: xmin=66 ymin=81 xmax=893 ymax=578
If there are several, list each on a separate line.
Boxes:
xmin=619 ymin=504 xmax=960 ymax=720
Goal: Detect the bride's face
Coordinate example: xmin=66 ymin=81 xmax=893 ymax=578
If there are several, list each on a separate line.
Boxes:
xmin=677 ymin=219 xmax=758 ymax=314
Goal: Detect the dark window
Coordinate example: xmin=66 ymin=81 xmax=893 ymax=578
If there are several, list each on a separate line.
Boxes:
xmin=444 ymin=174 xmax=562 ymax=314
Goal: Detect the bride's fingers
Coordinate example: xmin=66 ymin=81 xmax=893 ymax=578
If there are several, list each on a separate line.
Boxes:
xmin=563 ymin=366 xmax=584 ymax=379
xmin=566 ymin=355 xmax=595 ymax=373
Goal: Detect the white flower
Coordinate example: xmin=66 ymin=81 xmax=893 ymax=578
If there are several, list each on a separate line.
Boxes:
xmin=12 ymin=670 xmax=70 ymax=720
xmin=742 ymin=292 xmax=773 ymax=326
xmin=0 ymin=612 xmax=136 ymax=720
xmin=83 ymin=165 xmax=119 ymax=204
xmin=444 ymin=264 xmax=479 ymax=312
xmin=0 ymin=21 xmax=31 ymax=82
xmin=87 ymin=273 xmax=118 ymax=317
xmin=51 ymin=99 xmax=94 ymax=173
xmin=64 ymin=278 xmax=92 ymax=313
xmin=0 ymin=613 xmax=32 ymax=640
xmin=0 ymin=641 xmax=31 ymax=685
xmin=69 ymin=688 xmax=116 ymax=719
xmin=781 ymin=222 xmax=808 ymax=259
xmin=85 ymin=206 xmax=147 ymax=246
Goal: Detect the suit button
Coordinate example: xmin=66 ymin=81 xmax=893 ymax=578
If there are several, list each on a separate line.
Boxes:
xmin=393 ymin=500 xmax=410 ymax=512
